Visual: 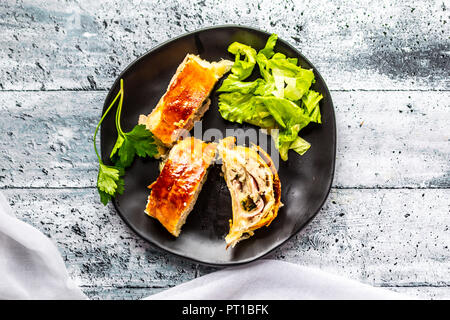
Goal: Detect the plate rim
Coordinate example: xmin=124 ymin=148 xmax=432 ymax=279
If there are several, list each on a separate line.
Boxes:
xmin=101 ymin=24 xmax=337 ymax=267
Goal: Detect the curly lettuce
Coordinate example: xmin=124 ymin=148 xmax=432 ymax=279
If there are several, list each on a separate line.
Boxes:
xmin=218 ymin=33 xmax=323 ymax=160
xmin=218 ymin=92 xmax=277 ymax=129
xmin=227 ymin=42 xmax=257 ymax=81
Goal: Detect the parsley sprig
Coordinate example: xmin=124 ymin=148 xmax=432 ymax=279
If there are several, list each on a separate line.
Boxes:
xmin=109 ymin=83 xmax=158 ymax=167
xmin=93 ymin=79 xmax=158 ymax=205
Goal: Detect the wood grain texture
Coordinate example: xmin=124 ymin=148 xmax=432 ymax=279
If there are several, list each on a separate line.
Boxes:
xmin=0 ymin=91 xmax=448 ymax=189
xmin=83 ymin=286 xmax=450 ymax=300
xmin=0 ymin=0 xmax=448 ymax=91
xmin=3 ymin=188 xmax=449 ymax=299
xmin=1 ymin=0 xmax=449 ymax=300
xmin=4 ymin=188 xmax=198 ymax=289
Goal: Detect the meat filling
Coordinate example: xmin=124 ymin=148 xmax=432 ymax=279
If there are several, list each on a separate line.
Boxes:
xmin=218 ymin=137 xmax=281 ymax=248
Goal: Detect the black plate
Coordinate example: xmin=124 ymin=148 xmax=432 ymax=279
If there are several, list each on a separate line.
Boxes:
xmin=100 ymin=25 xmax=336 ymax=266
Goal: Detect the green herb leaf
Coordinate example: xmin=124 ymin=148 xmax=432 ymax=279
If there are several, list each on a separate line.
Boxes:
xmin=113 ymin=124 xmax=159 ymax=167
xmin=126 ymin=124 xmax=159 ymax=158
xmin=109 ymin=80 xmax=159 ymax=168
xmin=97 ymin=163 xmax=124 ymax=205
xmin=98 ymin=189 xmax=112 ymax=206
xmin=116 ymin=137 xmax=136 ymax=168
xmin=110 ymin=134 xmax=124 ymax=159
xmin=92 ymin=80 xmax=124 ymax=205
xmin=93 ymin=79 xmax=158 ymax=205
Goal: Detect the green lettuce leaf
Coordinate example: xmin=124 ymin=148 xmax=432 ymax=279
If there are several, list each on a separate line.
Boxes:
xmin=256 ymin=52 xmax=272 ymax=82
xmin=253 ymin=77 xmax=276 ymax=96
xmin=256 ymin=96 xmax=313 ymax=160
xmin=218 ymin=92 xmax=277 ymax=128
xmin=217 ymin=78 xmax=264 ymax=94
xmin=287 ymin=57 xmax=298 ymax=65
xmin=269 ymin=128 xmax=299 ymax=161
xmin=256 ymin=96 xmax=311 ymax=130
xmin=290 ymin=136 xmax=311 ymax=156
xmin=277 ymin=124 xmax=307 ymax=160
xmin=284 ymin=69 xmax=315 ymax=101
xmin=217 ymin=33 xmax=323 ymax=160
xmin=271 ymin=127 xmax=311 ymax=160
xmin=227 ymin=42 xmax=257 ymax=81
xmin=301 ymin=90 xmax=323 ymax=123
xmin=258 ymin=33 xmax=278 ymax=59
xmin=269 ymin=57 xmax=315 ymax=101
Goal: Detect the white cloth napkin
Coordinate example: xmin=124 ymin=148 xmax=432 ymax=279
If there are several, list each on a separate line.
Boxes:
xmin=147 ymin=259 xmax=407 ymax=300
xmin=0 ymin=192 xmax=86 ymax=299
xmin=0 ymin=192 xmax=409 ymax=300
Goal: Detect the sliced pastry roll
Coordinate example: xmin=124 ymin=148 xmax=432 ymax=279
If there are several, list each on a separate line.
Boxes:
xmin=145 ymin=137 xmax=217 ymax=237
xmin=139 ymin=54 xmax=233 ymax=148
xmin=218 ymin=137 xmax=282 ymax=248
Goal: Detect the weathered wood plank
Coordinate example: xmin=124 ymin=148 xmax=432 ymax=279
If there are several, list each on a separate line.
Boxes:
xmin=81 ymin=287 xmax=165 ymax=300
xmin=0 ymin=0 xmax=448 ymax=91
xmin=0 ymin=91 xmax=100 ymax=188
xmin=389 ymin=287 xmax=450 ymax=300
xmin=334 ymin=91 xmax=450 ymax=189
xmin=198 ymin=188 xmax=450 ymax=298
xmin=81 ymin=286 xmax=450 ymax=300
xmin=268 ymin=188 xmax=450 ymax=288
xmin=3 ymin=188 xmax=449 ymax=299
xmin=1 ymin=0 xmax=449 ymax=301
xmin=3 ymin=188 xmax=198 ymax=289
xmin=1 ymin=91 xmax=448 ymax=188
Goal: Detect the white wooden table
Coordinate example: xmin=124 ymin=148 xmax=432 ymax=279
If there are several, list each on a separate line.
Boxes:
xmin=1 ymin=0 xmax=449 ymax=299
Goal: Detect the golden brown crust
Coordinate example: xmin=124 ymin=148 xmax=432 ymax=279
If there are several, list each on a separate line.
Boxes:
xmin=139 ymin=55 xmax=232 ymax=147
xmin=145 ymin=138 xmax=217 ymax=236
